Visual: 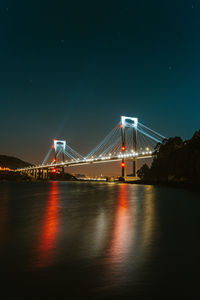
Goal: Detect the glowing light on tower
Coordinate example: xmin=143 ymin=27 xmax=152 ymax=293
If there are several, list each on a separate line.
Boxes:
xmin=121 ymin=116 xmax=138 ymax=128
xmin=53 ymin=140 xmax=66 ymax=153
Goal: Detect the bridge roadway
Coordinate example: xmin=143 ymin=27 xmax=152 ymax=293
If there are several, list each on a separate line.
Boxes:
xmin=17 ymin=151 xmax=153 ymax=172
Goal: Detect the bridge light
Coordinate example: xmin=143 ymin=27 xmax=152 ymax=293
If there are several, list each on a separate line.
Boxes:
xmin=121 ymin=116 xmax=138 ymax=128
xmin=121 ymin=146 xmax=126 ymax=151
xmin=120 ymin=124 xmax=123 ymax=128
xmin=121 ymin=162 xmax=126 ymax=167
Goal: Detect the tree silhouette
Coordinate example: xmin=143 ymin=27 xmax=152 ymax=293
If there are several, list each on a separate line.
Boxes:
xmin=137 ymin=130 xmax=200 ymax=184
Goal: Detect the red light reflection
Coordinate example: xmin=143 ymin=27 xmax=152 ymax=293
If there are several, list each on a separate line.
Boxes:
xmin=36 ymin=181 xmax=59 ymax=268
xmin=108 ymin=184 xmax=132 ymax=263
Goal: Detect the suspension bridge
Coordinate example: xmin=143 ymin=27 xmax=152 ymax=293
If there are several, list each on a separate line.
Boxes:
xmin=17 ymin=116 xmax=166 ymax=180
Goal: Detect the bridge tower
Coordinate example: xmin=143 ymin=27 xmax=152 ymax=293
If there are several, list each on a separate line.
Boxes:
xmin=120 ymin=122 xmax=126 ymax=177
xmin=53 ymin=140 xmax=66 ymax=173
xmin=121 ymin=116 xmax=138 ymax=179
xmin=133 ymin=123 xmax=137 ymax=177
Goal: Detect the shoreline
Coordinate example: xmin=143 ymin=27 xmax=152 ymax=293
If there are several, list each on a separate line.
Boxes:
xmin=1 ymin=177 xmax=200 ymax=189
xmin=127 ymin=179 xmax=200 ymax=189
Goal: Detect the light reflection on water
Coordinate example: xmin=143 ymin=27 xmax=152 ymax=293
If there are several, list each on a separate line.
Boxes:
xmin=0 ymin=181 xmax=198 ymax=298
xmin=102 ymin=184 xmax=156 ymax=289
xmin=0 ymin=182 xmax=156 ymax=275
xmin=107 ymin=184 xmax=133 ymax=265
xmin=27 ymin=182 xmax=156 ymax=273
xmin=35 ymin=181 xmax=60 ymax=268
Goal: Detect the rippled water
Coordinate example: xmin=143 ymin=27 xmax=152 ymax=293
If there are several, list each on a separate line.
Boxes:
xmin=0 ymin=181 xmax=199 ymax=299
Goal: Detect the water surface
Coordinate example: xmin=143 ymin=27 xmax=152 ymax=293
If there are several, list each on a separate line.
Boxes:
xmin=0 ymin=181 xmax=199 ymax=299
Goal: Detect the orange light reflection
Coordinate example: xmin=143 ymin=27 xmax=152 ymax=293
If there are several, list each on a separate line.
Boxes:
xmin=36 ymin=181 xmax=59 ymax=268
xmin=108 ymin=184 xmax=132 ymax=264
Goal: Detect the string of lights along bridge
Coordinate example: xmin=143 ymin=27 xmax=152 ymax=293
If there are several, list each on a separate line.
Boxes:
xmin=17 ymin=116 xmax=166 ymax=180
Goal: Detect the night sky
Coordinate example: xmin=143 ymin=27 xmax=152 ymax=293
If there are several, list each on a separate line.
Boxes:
xmin=1 ymin=0 xmax=200 ymax=173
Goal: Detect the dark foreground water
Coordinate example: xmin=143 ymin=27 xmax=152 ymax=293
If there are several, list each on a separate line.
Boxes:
xmin=0 ymin=181 xmax=199 ymax=299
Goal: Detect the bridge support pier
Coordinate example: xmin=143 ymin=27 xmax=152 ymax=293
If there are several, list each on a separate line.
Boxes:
xmin=37 ymin=169 xmax=42 ymax=180
xmin=34 ymin=169 xmax=37 ymax=180
xmin=28 ymin=169 xmax=49 ymax=180
xmin=42 ymin=169 xmax=48 ymax=180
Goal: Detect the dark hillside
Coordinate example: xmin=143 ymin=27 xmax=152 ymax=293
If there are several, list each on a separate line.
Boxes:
xmin=0 ymin=155 xmax=32 ymax=169
xmin=137 ymin=130 xmax=200 ymax=186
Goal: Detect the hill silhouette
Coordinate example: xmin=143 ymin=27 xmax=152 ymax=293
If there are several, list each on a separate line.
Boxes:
xmin=137 ymin=130 xmax=200 ymax=186
xmin=0 ymin=155 xmax=32 ymax=169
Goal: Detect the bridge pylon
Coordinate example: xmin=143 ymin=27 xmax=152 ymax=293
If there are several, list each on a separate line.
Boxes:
xmin=121 ymin=123 xmax=126 ymax=178
xmin=133 ymin=125 xmax=137 ymax=177
xmin=53 ymin=139 xmax=66 ymax=173
xmin=121 ymin=116 xmax=138 ymax=179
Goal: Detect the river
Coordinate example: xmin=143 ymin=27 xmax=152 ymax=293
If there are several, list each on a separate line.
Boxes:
xmin=0 ymin=181 xmax=199 ymax=299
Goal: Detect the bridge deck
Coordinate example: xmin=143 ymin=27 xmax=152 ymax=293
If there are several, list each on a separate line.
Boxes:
xmin=17 ymin=152 xmax=153 ymax=172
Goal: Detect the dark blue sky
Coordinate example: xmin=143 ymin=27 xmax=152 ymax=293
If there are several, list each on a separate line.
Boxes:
xmin=0 ymin=0 xmax=200 ymax=165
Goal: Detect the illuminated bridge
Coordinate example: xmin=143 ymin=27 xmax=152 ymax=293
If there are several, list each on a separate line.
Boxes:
xmin=17 ymin=116 xmax=166 ymax=180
